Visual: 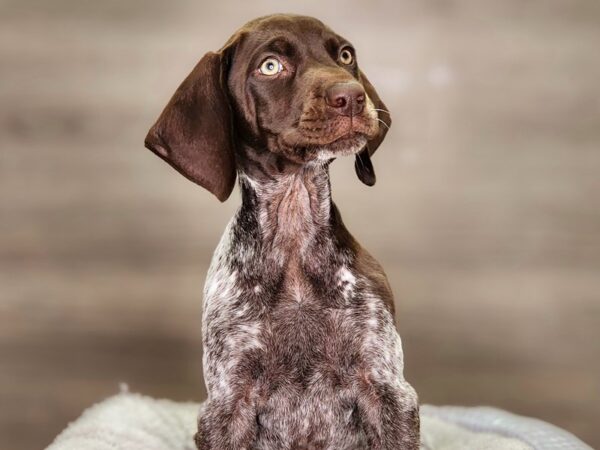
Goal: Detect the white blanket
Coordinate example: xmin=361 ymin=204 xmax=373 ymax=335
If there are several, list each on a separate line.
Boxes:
xmin=46 ymin=390 xmax=591 ymax=450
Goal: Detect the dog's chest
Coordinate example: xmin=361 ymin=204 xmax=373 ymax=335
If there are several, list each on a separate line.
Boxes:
xmin=203 ymin=255 xmax=360 ymax=359
xmin=204 ymin=260 xmax=369 ymax=448
xmin=202 ymin=221 xmax=364 ymax=367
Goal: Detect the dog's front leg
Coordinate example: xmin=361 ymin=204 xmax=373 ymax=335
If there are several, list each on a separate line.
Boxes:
xmin=195 ymin=392 xmax=259 ymax=450
xmin=356 ymin=378 xmax=420 ymax=450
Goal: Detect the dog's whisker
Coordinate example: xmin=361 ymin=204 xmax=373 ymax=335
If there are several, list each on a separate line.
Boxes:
xmin=357 ymin=152 xmax=366 ymax=170
xmin=376 ymin=117 xmax=390 ymax=130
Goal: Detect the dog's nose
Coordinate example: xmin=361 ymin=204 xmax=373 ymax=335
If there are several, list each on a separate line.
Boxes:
xmin=325 ymin=82 xmax=365 ymax=117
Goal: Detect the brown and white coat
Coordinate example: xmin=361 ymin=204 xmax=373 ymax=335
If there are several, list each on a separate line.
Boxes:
xmin=145 ymin=14 xmax=419 ymax=450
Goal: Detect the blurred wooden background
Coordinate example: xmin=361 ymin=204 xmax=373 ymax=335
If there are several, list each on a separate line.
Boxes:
xmin=1 ymin=0 xmax=599 ymax=448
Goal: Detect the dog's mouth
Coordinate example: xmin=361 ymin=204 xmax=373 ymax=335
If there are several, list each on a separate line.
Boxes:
xmin=280 ymin=113 xmax=380 ymax=160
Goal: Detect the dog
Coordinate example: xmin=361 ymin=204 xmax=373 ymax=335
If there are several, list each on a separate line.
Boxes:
xmin=145 ymin=14 xmax=419 ymax=450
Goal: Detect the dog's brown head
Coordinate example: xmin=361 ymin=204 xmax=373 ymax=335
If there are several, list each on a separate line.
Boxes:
xmin=145 ymin=14 xmax=391 ymax=201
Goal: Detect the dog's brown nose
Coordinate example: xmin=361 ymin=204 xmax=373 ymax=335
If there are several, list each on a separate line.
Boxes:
xmin=325 ymin=82 xmax=365 ymax=117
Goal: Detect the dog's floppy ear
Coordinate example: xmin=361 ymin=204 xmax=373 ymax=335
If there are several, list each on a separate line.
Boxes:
xmin=355 ymin=71 xmax=391 ymax=186
xmin=145 ymin=48 xmax=236 ymax=202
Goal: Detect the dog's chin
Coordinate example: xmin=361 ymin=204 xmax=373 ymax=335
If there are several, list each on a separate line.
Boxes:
xmin=314 ymin=133 xmax=368 ymax=161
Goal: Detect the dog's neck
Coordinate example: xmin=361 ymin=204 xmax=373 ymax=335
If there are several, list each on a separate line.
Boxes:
xmin=236 ymin=146 xmax=334 ymax=254
xmin=231 ymin=145 xmax=356 ymax=304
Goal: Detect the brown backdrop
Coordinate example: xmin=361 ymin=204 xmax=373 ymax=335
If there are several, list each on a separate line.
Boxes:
xmin=1 ymin=1 xmax=599 ymax=449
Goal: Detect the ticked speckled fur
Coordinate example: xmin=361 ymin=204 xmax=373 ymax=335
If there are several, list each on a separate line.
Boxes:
xmin=197 ymin=154 xmax=419 ymax=449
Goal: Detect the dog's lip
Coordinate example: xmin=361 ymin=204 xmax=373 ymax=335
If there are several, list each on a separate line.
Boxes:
xmin=280 ymin=116 xmax=378 ymax=148
xmin=324 ymin=114 xmax=379 ymax=141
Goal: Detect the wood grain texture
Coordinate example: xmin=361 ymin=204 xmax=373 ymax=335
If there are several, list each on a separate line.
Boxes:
xmin=1 ymin=1 xmax=599 ymax=449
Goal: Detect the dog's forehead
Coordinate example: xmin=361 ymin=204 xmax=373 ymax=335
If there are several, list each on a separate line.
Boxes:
xmin=231 ymin=14 xmax=349 ymax=57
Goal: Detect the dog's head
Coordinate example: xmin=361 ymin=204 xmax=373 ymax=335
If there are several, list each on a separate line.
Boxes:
xmin=145 ymin=14 xmax=391 ymax=201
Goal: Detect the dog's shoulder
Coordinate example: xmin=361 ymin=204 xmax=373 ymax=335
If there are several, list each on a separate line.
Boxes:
xmin=332 ymin=205 xmax=396 ymax=316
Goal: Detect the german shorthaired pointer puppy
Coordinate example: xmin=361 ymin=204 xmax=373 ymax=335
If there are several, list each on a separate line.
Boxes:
xmin=145 ymin=14 xmax=419 ymax=450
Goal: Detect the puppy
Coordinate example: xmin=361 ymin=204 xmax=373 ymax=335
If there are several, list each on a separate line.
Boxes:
xmin=145 ymin=14 xmax=419 ymax=450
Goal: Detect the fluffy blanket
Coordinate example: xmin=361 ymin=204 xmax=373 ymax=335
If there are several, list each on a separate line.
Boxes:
xmin=46 ymin=390 xmax=591 ymax=450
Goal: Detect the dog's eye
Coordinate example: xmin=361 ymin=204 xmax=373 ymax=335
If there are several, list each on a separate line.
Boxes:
xmin=339 ymin=48 xmax=354 ymax=65
xmin=259 ymin=58 xmax=283 ymax=76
